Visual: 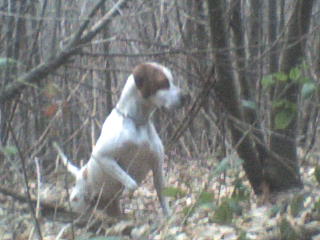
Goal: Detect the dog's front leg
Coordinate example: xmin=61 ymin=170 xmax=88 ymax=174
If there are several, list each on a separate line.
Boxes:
xmin=94 ymin=156 xmax=138 ymax=190
xmin=153 ymin=157 xmax=171 ymax=216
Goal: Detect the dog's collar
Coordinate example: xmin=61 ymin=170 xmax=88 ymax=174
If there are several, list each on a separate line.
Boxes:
xmin=115 ymin=107 xmax=148 ymax=126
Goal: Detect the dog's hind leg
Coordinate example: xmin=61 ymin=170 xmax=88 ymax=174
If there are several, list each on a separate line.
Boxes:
xmin=92 ymin=156 xmax=138 ymax=191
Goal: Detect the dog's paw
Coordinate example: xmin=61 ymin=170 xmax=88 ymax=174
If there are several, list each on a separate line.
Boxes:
xmin=127 ymin=179 xmax=138 ymax=191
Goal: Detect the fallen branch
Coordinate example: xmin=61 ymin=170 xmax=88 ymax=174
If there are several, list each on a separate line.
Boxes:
xmin=0 ymin=185 xmax=76 ymax=221
xmin=0 ymin=185 xmax=117 ymax=232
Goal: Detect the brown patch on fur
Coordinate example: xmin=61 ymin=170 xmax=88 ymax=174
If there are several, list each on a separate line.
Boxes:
xmin=82 ymin=167 xmax=88 ymax=180
xmin=133 ymin=63 xmax=170 ymax=98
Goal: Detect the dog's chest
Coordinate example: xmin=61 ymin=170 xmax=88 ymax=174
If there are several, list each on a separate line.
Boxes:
xmin=116 ymin=127 xmax=162 ymax=183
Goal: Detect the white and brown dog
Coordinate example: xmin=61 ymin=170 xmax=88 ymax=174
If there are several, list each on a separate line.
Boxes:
xmin=55 ymin=62 xmax=187 ymax=217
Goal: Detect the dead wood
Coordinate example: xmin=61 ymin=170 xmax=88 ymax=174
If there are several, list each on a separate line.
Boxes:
xmin=0 ymin=185 xmax=76 ymax=222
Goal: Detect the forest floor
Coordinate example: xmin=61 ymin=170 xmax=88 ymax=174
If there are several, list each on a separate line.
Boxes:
xmin=0 ymin=150 xmax=320 ymax=240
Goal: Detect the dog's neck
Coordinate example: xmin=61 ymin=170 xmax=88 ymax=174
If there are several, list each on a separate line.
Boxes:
xmin=116 ymin=75 xmax=156 ymax=125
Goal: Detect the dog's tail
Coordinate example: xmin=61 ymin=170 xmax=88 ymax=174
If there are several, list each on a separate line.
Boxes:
xmin=53 ymin=142 xmax=79 ymax=177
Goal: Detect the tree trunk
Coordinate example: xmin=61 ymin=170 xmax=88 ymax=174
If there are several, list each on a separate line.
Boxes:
xmin=101 ymin=3 xmax=113 ymax=115
xmin=267 ymin=0 xmax=314 ymax=191
xmin=230 ymin=0 xmax=268 ymax=165
xmin=268 ymin=0 xmax=279 ymax=74
xmin=207 ymin=0 xmax=263 ymax=195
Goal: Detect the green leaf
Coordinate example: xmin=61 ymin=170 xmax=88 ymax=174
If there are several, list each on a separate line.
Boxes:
xmin=272 ymin=99 xmax=286 ymax=109
xmin=213 ymin=199 xmax=234 ymax=224
xmin=274 ymin=109 xmax=295 ymax=130
xmin=299 ymin=76 xmax=311 ymax=84
xmin=279 ymin=218 xmax=299 ymax=240
xmin=274 ymin=72 xmax=288 ymax=82
xmin=162 ymin=187 xmax=186 ymax=198
xmin=301 ymin=82 xmax=316 ymax=99
xmin=300 ymin=62 xmax=308 ymax=70
xmin=315 ymin=165 xmax=320 ymax=185
xmin=272 ymin=100 xmax=296 ymax=111
xmin=289 ymin=67 xmax=301 ymax=81
xmin=198 ymin=191 xmax=214 ymax=206
xmin=238 ymin=231 xmax=249 ymax=240
xmin=228 ymin=198 xmax=243 ymax=216
xmin=183 ymin=206 xmax=195 ymax=216
xmin=0 ymin=58 xmax=18 ymax=68
xmin=241 ymin=99 xmax=257 ymax=110
xmin=1 ymin=145 xmax=18 ymax=157
xmin=290 ymin=194 xmax=305 ymax=217
xmin=269 ymin=204 xmax=282 ymax=218
xmin=261 ymin=74 xmax=274 ymax=88
xmin=232 ymin=178 xmax=250 ymax=201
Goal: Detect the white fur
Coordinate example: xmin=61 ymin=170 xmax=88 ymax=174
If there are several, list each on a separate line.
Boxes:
xmin=59 ymin=62 xmax=185 ymax=216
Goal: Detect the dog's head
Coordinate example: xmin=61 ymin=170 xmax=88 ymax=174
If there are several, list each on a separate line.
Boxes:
xmin=133 ymin=62 xmax=188 ymax=110
xmin=69 ymin=167 xmax=91 ymax=213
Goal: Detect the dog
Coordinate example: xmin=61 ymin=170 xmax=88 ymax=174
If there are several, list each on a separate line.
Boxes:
xmin=55 ymin=62 xmax=187 ymax=217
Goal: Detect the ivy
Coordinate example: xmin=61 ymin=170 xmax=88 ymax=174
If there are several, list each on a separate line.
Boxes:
xmin=274 ymin=109 xmax=296 ymax=130
xmin=289 ymin=66 xmax=301 ymax=82
xmin=1 ymin=145 xmax=18 ymax=157
xmin=261 ymin=74 xmax=275 ymax=88
xmin=261 ymin=63 xmax=316 ymax=92
xmin=163 ymin=186 xmax=187 ymax=199
xmin=301 ymin=82 xmax=317 ymax=99
xmin=0 ymin=58 xmax=18 ymax=68
xmin=272 ymin=100 xmax=297 ymax=130
xmin=261 ymin=63 xmax=317 ymax=129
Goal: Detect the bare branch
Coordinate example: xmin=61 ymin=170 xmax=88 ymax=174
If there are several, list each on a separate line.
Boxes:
xmin=0 ymin=0 xmax=130 ymax=104
xmin=79 ymin=0 xmax=128 ymax=44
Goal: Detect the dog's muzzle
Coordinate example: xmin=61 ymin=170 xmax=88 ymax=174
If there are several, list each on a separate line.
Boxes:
xmin=168 ymin=92 xmax=190 ymax=110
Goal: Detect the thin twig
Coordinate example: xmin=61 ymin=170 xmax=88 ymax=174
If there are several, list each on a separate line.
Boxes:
xmin=67 ymin=0 xmax=107 ymax=47
xmin=28 ymin=0 xmax=48 ymax=65
xmin=166 ymin=66 xmax=216 ymax=151
xmin=8 ymin=123 xmax=43 ymax=240
xmin=0 ymin=0 xmax=130 ymax=103
xmin=79 ymin=0 xmax=128 ymax=44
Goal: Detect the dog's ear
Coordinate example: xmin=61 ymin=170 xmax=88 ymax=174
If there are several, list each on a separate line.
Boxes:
xmin=133 ymin=63 xmax=169 ymax=98
xmin=82 ymin=167 xmax=88 ymax=180
xmin=133 ymin=64 xmax=146 ymax=91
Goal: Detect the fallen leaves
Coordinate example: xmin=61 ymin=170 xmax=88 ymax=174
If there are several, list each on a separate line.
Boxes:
xmin=1 ymin=153 xmax=320 ymax=239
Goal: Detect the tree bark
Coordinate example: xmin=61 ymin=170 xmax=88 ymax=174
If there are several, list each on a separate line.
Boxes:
xmin=207 ymin=0 xmax=263 ymax=195
xmin=268 ymin=0 xmax=314 ymax=191
xmin=268 ymin=0 xmax=279 ymax=74
xmin=101 ymin=3 xmax=113 ymax=115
